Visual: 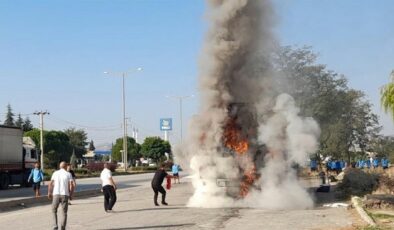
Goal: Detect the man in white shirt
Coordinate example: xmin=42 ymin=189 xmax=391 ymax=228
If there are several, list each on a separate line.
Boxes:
xmin=100 ymin=163 xmax=117 ymax=212
xmin=48 ymin=161 xmax=75 ymax=230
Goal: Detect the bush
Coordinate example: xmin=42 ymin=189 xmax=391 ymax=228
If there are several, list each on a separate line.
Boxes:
xmin=132 ymin=166 xmax=158 ymax=171
xmin=73 ymin=168 xmax=90 ymax=175
xmin=336 ymin=168 xmax=379 ymax=199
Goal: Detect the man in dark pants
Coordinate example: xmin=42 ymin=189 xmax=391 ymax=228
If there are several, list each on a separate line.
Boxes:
xmin=100 ymin=163 xmax=117 ymax=212
xmin=152 ymin=164 xmax=171 ymax=206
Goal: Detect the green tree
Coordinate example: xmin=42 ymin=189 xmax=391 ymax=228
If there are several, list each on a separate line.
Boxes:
xmin=370 ymin=136 xmax=394 ymax=163
xmin=273 ymin=46 xmax=381 ymax=162
xmin=23 ymin=117 xmax=34 ymax=131
xmin=70 ymin=149 xmax=77 ymax=168
xmin=15 ymin=113 xmax=24 ymax=129
xmin=141 ymin=137 xmax=171 ymax=163
xmin=3 ymin=104 xmax=15 ymax=126
xmin=381 ymin=70 xmax=394 ymax=120
xmin=112 ymin=137 xmax=141 ymax=163
xmin=25 ymin=129 xmax=72 ymax=168
xmin=64 ymin=127 xmax=88 ymax=158
xmin=88 ymin=140 xmax=96 ymax=151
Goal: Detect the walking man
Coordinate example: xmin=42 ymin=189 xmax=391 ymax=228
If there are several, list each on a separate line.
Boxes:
xmin=100 ymin=163 xmax=117 ymax=212
xmin=152 ymin=164 xmax=171 ymax=206
xmin=66 ymin=164 xmax=76 ymax=205
xmin=27 ymin=162 xmax=44 ymax=197
xmin=48 ymin=161 xmax=75 ymax=230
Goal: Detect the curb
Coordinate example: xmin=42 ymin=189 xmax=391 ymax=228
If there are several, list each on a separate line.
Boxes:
xmin=351 ymin=196 xmax=376 ymax=226
xmin=0 ymin=189 xmax=101 ymax=211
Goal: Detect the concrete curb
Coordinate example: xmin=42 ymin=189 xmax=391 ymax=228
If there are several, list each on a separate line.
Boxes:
xmin=351 ymin=196 xmax=376 ymax=226
xmin=0 ymin=189 xmax=101 ymax=211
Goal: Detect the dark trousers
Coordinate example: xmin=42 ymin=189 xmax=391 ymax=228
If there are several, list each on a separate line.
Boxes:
xmin=152 ymin=184 xmax=166 ymax=204
xmin=103 ymin=185 xmax=117 ymax=211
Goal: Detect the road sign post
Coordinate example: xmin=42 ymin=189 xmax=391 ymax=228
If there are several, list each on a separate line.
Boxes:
xmin=160 ymin=118 xmax=172 ymax=141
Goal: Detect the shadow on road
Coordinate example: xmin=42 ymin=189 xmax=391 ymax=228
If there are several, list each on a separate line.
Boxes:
xmin=114 ymin=207 xmax=187 ymax=213
xmin=100 ymin=223 xmax=195 ymax=230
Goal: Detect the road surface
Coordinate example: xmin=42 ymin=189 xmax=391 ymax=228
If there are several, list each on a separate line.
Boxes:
xmin=0 ymin=176 xmax=364 ymax=230
xmin=0 ymin=173 xmax=154 ymax=203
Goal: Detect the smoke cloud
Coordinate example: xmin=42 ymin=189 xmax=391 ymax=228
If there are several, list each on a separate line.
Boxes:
xmin=177 ymin=0 xmax=320 ymax=209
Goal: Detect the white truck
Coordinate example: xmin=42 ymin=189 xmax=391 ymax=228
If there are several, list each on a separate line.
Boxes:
xmin=0 ymin=125 xmax=38 ymax=189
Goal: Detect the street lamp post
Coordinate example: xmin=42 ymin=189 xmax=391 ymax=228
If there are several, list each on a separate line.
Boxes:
xmin=104 ymin=68 xmax=142 ymax=172
xmin=167 ymin=95 xmax=194 ymax=142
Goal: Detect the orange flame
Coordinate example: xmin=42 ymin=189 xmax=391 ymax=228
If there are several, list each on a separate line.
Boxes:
xmin=223 ymin=118 xmax=249 ymax=154
xmin=223 ymin=117 xmax=257 ymax=197
xmin=239 ymin=166 xmax=257 ymax=197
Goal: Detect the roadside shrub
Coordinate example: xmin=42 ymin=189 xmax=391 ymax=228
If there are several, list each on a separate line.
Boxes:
xmin=73 ymin=168 xmax=90 ymax=175
xmin=336 ymin=168 xmax=379 ymax=199
xmin=132 ymin=166 xmax=158 ymax=171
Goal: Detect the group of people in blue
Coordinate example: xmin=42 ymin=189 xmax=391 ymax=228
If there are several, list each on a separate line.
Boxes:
xmin=310 ymin=156 xmax=390 ymax=173
xmin=310 ymin=159 xmax=346 ymax=174
xmin=355 ymin=157 xmax=389 ymax=169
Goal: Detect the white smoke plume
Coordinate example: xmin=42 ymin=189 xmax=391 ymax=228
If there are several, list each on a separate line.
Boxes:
xmin=177 ymin=0 xmax=320 ymax=209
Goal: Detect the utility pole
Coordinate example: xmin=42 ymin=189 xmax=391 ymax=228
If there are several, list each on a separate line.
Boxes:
xmin=104 ymin=67 xmax=142 ymax=172
xmin=167 ymin=95 xmax=194 ymax=142
xmin=124 ymin=117 xmax=128 ymax=171
xmin=135 ymin=128 xmax=139 ymax=143
xmin=33 ymin=111 xmax=49 ymax=178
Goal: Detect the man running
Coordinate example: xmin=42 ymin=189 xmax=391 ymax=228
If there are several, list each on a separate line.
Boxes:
xmin=151 ymin=164 xmax=171 ymax=206
xmin=48 ymin=161 xmax=75 ymax=230
xmin=100 ymin=163 xmax=117 ymax=212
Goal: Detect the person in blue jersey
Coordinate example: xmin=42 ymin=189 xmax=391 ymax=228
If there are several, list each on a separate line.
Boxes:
xmin=28 ymin=162 xmax=44 ymax=198
xmin=366 ymin=159 xmax=371 ymax=169
xmin=373 ymin=158 xmax=379 ymax=169
xmin=359 ymin=160 xmax=365 ymax=169
xmin=382 ymin=158 xmax=389 ymax=170
xmin=310 ymin=160 xmax=317 ymax=172
xmin=330 ymin=161 xmax=336 ymax=173
xmin=335 ymin=160 xmax=341 ymax=174
xmin=172 ymin=163 xmax=181 ymax=184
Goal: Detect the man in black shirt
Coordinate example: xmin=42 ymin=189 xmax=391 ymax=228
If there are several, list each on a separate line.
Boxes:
xmin=151 ymin=164 xmax=170 ymax=206
xmin=67 ymin=164 xmax=77 ymax=205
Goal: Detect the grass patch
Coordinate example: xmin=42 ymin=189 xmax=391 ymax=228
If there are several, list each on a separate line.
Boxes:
xmin=371 ymin=213 xmax=394 ymax=220
xmin=357 ymin=226 xmax=387 ymax=230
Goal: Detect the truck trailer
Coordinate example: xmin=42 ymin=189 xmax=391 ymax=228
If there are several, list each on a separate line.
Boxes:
xmin=0 ymin=125 xmax=38 ymax=189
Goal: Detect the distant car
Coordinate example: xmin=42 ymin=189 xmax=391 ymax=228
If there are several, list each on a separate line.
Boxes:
xmin=149 ymin=163 xmax=157 ymax=167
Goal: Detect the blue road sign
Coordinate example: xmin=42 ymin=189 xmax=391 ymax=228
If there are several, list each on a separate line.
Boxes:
xmin=160 ymin=118 xmax=172 ymax=131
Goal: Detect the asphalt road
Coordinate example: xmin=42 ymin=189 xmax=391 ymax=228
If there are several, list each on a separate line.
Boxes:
xmin=0 ymin=173 xmax=155 ymax=202
xmin=0 ymin=176 xmax=364 ymax=230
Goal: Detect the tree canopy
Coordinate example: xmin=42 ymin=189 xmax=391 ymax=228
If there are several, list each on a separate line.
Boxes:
xmin=64 ymin=127 xmax=88 ymax=158
xmin=112 ymin=136 xmax=141 ymax=163
xmin=381 ymin=71 xmax=394 ymax=120
xmin=88 ymin=140 xmax=96 ymax=151
xmin=3 ymin=104 xmax=15 ymax=126
xmin=25 ymin=129 xmax=73 ymax=168
xmin=272 ymin=46 xmax=381 ymax=162
xmin=23 ymin=117 xmax=34 ymax=132
xmin=140 ymin=137 xmax=171 ymax=163
xmin=15 ymin=113 xmax=23 ymax=129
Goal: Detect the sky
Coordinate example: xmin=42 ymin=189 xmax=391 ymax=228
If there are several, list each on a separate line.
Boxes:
xmin=0 ymin=0 xmax=393 ymax=149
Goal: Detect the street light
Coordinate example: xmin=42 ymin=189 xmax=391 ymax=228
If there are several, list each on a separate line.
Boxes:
xmin=167 ymin=95 xmax=194 ymax=142
xmin=104 ymin=68 xmax=142 ymax=172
